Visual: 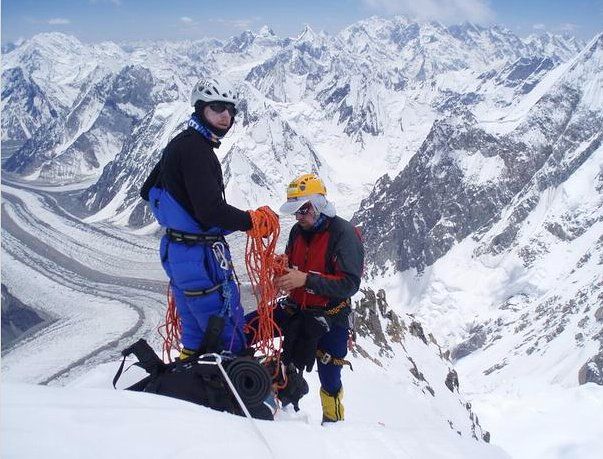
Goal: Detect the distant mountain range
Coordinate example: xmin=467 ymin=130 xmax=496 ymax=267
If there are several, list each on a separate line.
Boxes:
xmin=2 ymin=16 xmax=602 ymax=391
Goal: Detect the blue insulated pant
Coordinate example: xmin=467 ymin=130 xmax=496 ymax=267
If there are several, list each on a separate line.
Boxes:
xmin=316 ymin=325 xmax=348 ymax=394
xmin=160 ymin=235 xmax=245 ymax=353
xmin=245 ymin=307 xmax=349 ymax=393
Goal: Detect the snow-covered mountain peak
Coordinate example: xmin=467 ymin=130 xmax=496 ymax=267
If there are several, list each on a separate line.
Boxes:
xmin=458 ymin=21 xmax=485 ymax=33
xmin=24 ymin=31 xmax=85 ymax=51
xmin=550 ymin=30 xmax=603 ymax=111
xmin=222 ymin=30 xmax=257 ymax=53
xmin=258 ymin=25 xmax=276 ymax=38
xmin=296 ymin=24 xmax=319 ymax=43
xmin=4 ymin=32 xmax=88 ymax=70
xmin=582 ymin=31 xmax=603 ymax=55
xmin=524 ymin=31 xmax=586 ymax=61
xmin=221 ymin=27 xmax=284 ymax=57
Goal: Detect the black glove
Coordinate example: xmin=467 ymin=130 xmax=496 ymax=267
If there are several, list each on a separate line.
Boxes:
xmin=282 ymin=309 xmax=330 ymax=372
xmin=277 ymin=364 xmax=309 ymax=411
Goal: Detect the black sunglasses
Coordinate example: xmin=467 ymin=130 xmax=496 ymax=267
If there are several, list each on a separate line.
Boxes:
xmin=208 ymin=102 xmax=237 ymax=117
xmin=294 ymin=204 xmax=312 ymax=216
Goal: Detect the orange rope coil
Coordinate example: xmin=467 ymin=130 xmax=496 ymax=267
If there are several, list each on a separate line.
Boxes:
xmin=245 ymin=207 xmax=287 ymax=378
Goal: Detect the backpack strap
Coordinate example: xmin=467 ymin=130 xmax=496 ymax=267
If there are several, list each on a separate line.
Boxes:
xmin=113 ymin=339 xmax=166 ymax=389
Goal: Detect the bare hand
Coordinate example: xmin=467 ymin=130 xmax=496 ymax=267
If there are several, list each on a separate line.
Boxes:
xmin=275 ymin=267 xmax=308 ymax=293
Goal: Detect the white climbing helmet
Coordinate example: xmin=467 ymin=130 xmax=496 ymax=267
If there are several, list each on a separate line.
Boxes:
xmin=190 ymin=76 xmax=238 ymax=107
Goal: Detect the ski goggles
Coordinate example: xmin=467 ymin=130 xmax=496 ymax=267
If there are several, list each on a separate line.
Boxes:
xmin=208 ymin=102 xmax=237 ymax=117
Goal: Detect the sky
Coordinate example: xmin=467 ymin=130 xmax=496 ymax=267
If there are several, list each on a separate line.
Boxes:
xmin=1 ymin=0 xmax=602 ymax=45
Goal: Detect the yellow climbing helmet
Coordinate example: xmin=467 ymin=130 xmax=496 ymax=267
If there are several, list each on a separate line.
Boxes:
xmin=286 ymin=173 xmax=327 ymax=199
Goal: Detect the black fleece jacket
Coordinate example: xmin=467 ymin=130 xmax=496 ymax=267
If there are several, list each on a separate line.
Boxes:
xmin=140 ymin=127 xmax=252 ymax=232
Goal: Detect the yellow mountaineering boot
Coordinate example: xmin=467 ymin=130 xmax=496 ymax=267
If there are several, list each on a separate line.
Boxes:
xmin=178 ymin=348 xmax=196 ymax=360
xmin=320 ymin=387 xmax=344 ymax=424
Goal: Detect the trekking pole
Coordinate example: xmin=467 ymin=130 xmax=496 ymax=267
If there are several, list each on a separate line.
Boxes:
xmin=199 ymin=353 xmax=276 ymax=459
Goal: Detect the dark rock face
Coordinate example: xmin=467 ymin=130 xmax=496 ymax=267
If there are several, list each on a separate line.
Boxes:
xmin=1 ymin=67 xmax=58 ymax=141
xmin=1 ymin=284 xmax=49 ymax=349
xmin=354 ymin=288 xmax=391 ymax=353
xmin=409 ymin=320 xmax=428 ymax=345
xmin=497 ymin=56 xmax=557 ymax=93
xmin=451 ymin=325 xmax=488 ymax=361
xmin=578 ymin=352 xmax=603 ymax=385
xmin=352 ymin=112 xmax=519 ymax=274
xmin=353 ymin=70 xmax=602 ymax=275
xmin=445 ymin=369 xmax=460 ymax=392
xmin=353 ymin=288 xmax=407 ymax=354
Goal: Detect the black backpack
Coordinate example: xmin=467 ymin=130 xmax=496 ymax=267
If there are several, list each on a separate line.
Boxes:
xmin=113 ymin=339 xmax=274 ymax=420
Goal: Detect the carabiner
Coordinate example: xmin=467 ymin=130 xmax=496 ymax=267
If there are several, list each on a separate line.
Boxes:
xmin=212 ymin=241 xmax=230 ymax=270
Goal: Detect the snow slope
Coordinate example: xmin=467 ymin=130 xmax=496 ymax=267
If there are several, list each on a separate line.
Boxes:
xmin=2 ymin=329 xmax=509 ymax=459
xmin=1 ymin=381 xmax=506 ymax=459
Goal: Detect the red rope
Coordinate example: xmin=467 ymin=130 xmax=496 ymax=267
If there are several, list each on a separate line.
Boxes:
xmin=157 ymin=285 xmax=181 ymax=362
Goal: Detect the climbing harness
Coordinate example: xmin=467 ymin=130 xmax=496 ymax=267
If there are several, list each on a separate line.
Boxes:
xmin=166 ymin=228 xmax=224 ymax=244
xmin=316 ymin=349 xmax=353 ymax=370
xmin=158 ymin=230 xmax=239 ymax=361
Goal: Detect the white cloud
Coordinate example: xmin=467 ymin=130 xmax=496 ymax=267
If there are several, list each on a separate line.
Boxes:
xmin=211 ymin=18 xmax=257 ymax=30
xmin=180 ymin=17 xmax=194 ymax=24
xmin=532 ymin=23 xmax=546 ymax=30
xmin=24 ymin=16 xmax=72 ymax=26
xmin=558 ymin=22 xmax=578 ymax=32
xmin=47 ymin=18 xmax=71 ymax=25
xmin=362 ymin=0 xmax=495 ymax=23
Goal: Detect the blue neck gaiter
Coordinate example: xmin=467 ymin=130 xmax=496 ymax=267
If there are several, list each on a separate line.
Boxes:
xmin=189 ymin=114 xmax=218 ymax=142
xmin=311 ymin=213 xmax=327 ymax=231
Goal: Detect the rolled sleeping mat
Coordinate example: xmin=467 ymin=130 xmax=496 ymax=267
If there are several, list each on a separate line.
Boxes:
xmin=226 ymin=357 xmax=271 ymax=407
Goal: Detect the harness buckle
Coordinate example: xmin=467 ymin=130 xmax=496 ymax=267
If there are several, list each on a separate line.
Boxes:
xmin=320 ymin=352 xmax=332 ymax=365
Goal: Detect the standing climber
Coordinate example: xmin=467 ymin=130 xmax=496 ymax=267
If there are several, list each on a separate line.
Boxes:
xmin=141 ymin=76 xmax=274 ymax=358
xmin=275 ymin=173 xmax=364 ymax=424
